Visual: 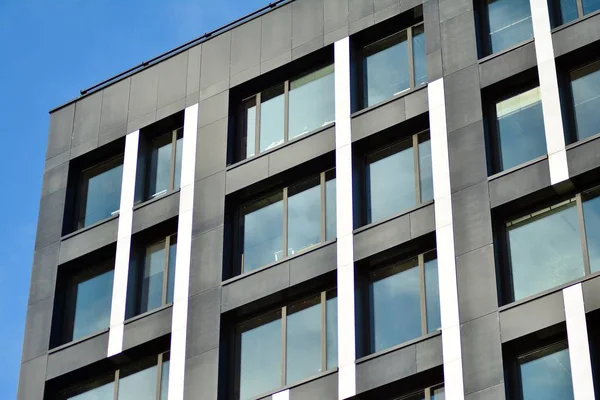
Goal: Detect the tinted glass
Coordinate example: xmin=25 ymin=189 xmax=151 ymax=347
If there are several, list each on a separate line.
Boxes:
xmin=367 ymin=143 xmax=416 ymax=223
xmin=425 ymin=258 xmax=441 ymax=333
xmin=557 ymin=0 xmax=578 ymax=24
xmin=364 ymin=31 xmax=410 ymax=106
xmin=286 ymin=302 xmax=322 ymax=384
xmin=140 ymin=242 xmax=165 ymax=314
xmin=418 ymin=137 xmax=433 ymax=202
xmin=288 ymin=181 xmax=321 ymax=255
xmin=259 ymin=86 xmax=285 ymax=152
xmin=245 ymin=102 xmax=257 ymax=158
xmin=72 ymin=269 xmax=114 ymax=341
xmin=508 ymin=203 xmax=585 ymax=301
xmin=160 ymin=359 xmax=169 ymax=400
xmin=371 ymin=263 xmax=421 ymax=352
xmin=325 ymin=176 xmax=337 ymax=241
xmin=520 ymin=347 xmax=574 ymax=400
xmin=148 ymin=136 xmax=172 ymax=198
xmin=83 ymin=162 xmax=123 ymax=227
xmin=240 ymin=317 xmax=282 ymax=400
xmin=289 ymin=65 xmax=335 ymax=139
xmin=166 ymin=240 xmax=177 ymax=304
xmin=243 ymin=195 xmax=283 ymax=271
xmin=413 ymin=25 xmax=427 ymax=86
xmin=326 ymin=296 xmax=338 ymax=369
xmin=432 ymin=387 xmax=445 ymax=400
xmin=174 ymin=135 xmax=183 ymax=191
xmin=583 ymin=0 xmax=600 ymax=14
xmin=118 ymin=365 xmax=157 ymax=400
xmin=487 ymin=0 xmax=533 ymax=53
xmin=583 ymin=193 xmax=600 ymax=273
xmin=496 ymin=87 xmax=546 ymax=170
xmin=571 ymin=62 xmax=600 ymax=141
xmin=69 ymin=382 xmax=114 ymax=400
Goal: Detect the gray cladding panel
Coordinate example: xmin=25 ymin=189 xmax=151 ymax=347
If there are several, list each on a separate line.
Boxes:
xmin=187 ymin=45 xmax=202 ymax=97
xmin=356 ymin=344 xmax=417 ymax=393
xmin=451 ymin=181 xmax=493 ymax=257
xmin=230 ymin=18 xmax=262 ymax=77
xmin=409 ymin=203 xmax=435 ymax=239
xmin=353 ymin=214 xmax=411 ymax=262
xmin=186 ymin=287 xmax=221 ymax=357
xmin=131 ymin=191 xmax=180 ymax=234
xmin=351 ymin=96 xmax=406 ymax=142
xmin=290 ymin=372 xmax=338 ymax=400
xmin=128 ymin=65 xmax=159 ymax=122
xmin=17 ymin=356 xmax=47 ymax=400
xmin=157 ymin=52 xmax=188 ymax=109
xmin=261 ymin=5 xmax=293 ymax=63
xmin=41 ymin=161 xmax=69 ymax=198
xmin=47 ymin=104 xmax=74 ymax=160
xmin=567 ymin=136 xmax=600 ymax=178
xmin=100 ymin=78 xmax=130 ymax=136
xmin=189 ymin=226 xmax=223 ymax=297
xmin=196 ymin=118 xmax=228 ymax=182
xmin=457 ymin=244 xmax=498 ymax=323
xmin=324 ymin=0 xmax=349 ymax=33
xmin=184 ymin=348 xmax=219 ymax=400
xmin=46 ymin=332 xmax=109 ymax=380
xmin=489 ymin=159 xmax=551 ymax=208
xmin=21 ymin=297 xmax=53 ymax=363
xmin=292 ymin=0 xmax=324 ymax=48
xmin=448 ymin=120 xmax=488 ymax=193
xmin=479 ymin=42 xmax=537 ymax=88
xmin=35 ymin=189 xmax=66 ymax=250
xmin=440 ymin=11 xmax=478 ymax=76
xmin=28 ymin=242 xmax=60 ymax=306
xmin=553 ymin=12 xmax=600 ymax=57
xmin=72 ymin=91 xmax=102 ymax=148
xmin=349 ymin=0 xmax=373 ymax=23
xmin=416 ymin=334 xmax=443 ymax=372
xmin=192 ymin=172 xmax=225 ymax=237
xmin=200 ymin=31 xmax=231 ymax=92
xmin=289 ymin=243 xmax=337 ymax=286
xmin=443 ymin=64 xmax=483 ymax=133
xmin=464 ymin=384 xmax=506 ymax=400
xmin=582 ymin=275 xmax=600 ymax=313
xmin=122 ymin=307 xmax=172 ymax=351
xmin=226 ymin=156 xmax=269 ymax=195
xmin=58 ymin=218 xmax=118 ymax=265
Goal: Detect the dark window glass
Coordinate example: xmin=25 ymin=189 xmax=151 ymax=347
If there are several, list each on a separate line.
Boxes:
xmin=519 ymin=345 xmax=574 ymax=400
xmin=486 ymin=0 xmax=533 ymax=53
xmin=70 ymin=268 xmax=114 ymax=342
xmin=583 ymin=0 xmax=600 ymax=14
xmin=570 ymin=61 xmax=600 ymax=142
xmin=166 ymin=239 xmax=177 ymax=304
xmin=494 ymin=87 xmax=546 ymax=171
xmin=507 ymin=201 xmax=585 ymax=301
xmin=325 ymin=171 xmax=337 ymax=241
xmin=556 ymin=0 xmax=579 ymax=24
xmin=288 ymin=178 xmax=321 ymax=255
xmin=259 ymin=85 xmax=285 ymax=153
xmin=118 ymin=364 xmax=157 ymax=399
xmin=583 ymin=191 xmax=600 ymax=273
xmin=413 ymin=24 xmax=427 ymax=86
xmin=146 ymin=129 xmax=183 ymax=200
xmin=80 ymin=157 xmax=123 ymax=228
xmin=326 ymin=296 xmax=338 ymax=369
xmin=243 ymin=99 xmax=257 ymax=159
xmin=286 ymin=299 xmax=322 ymax=384
xmin=425 ymin=256 xmax=441 ymax=333
xmin=418 ymin=134 xmax=434 ymax=203
xmin=242 ymin=194 xmax=284 ymax=272
xmin=160 ymin=359 xmax=170 ymax=400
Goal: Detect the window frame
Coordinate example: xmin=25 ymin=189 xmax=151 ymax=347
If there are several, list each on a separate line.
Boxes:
xmin=391 ymin=383 xmax=445 ymax=400
xmin=233 ymin=289 xmax=337 ymax=400
xmin=478 ymin=0 xmax=534 ymax=56
xmin=358 ymin=22 xmax=426 ymax=110
xmin=144 ymin=127 xmax=183 ymax=201
xmin=565 ymin=59 xmax=600 ymax=144
xmin=549 ymin=0 xmax=600 ymax=26
xmin=238 ymin=63 xmax=335 ymax=161
xmin=236 ymin=169 xmax=336 ymax=274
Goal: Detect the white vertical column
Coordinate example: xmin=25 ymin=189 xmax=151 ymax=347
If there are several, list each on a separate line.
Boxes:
xmin=334 ymin=37 xmax=356 ymax=400
xmin=428 ymin=79 xmax=465 ymax=400
xmin=530 ymin=0 xmax=569 ymax=185
xmin=168 ymin=103 xmax=199 ymax=400
xmin=563 ymin=283 xmax=595 ymax=400
xmin=107 ymin=130 xmax=139 ymax=357
xmin=272 ymin=389 xmax=290 ymax=400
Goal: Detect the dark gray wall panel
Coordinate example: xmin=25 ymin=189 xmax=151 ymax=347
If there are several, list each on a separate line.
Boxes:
xmin=553 ymin=12 xmax=600 ymax=57
xmin=46 ymin=332 xmax=108 ymax=380
xmin=457 ymin=244 xmax=498 ymax=323
xmin=128 ymin=65 xmax=159 ymax=123
xmin=184 ymin=348 xmax=219 ymax=400
xmin=290 ymin=372 xmax=338 ymax=400
xmin=292 ymin=37 xmax=325 ymax=61
xmin=99 ymin=78 xmax=130 ymax=137
xmin=324 ymin=0 xmax=349 ymax=34
xmin=479 ymin=42 xmax=536 ymax=88
xmin=451 ymin=181 xmax=492 ymax=257
xmin=354 ymin=214 xmax=411 ymax=262
xmin=35 ymin=188 xmax=66 ymax=250
xmin=156 ymin=98 xmax=186 ymax=124
xmin=157 ymin=52 xmax=188 ymax=110
xmin=356 ymin=344 xmax=417 ymax=393
xmin=192 ymin=172 xmax=225 ymax=237
xmin=424 ymin=0 xmax=441 ymax=56
xmin=186 ymin=287 xmax=221 ymax=358
xmin=567 ymin=137 xmax=600 ymax=178
xmin=464 ymin=383 xmax=506 ymax=400
xmin=196 ymin=119 xmax=228 ymax=181
xmin=200 ymin=32 xmax=232 ymax=97
xmin=28 ymin=242 xmax=59 ymax=306
xmin=226 ymin=156 xmax=269 ymax=195
xmin=198 ymin=90 xmax=229 ymax=129
xmin=416 ymin=334 xmax=443 ymax=372
xmin=289 ymin=242 xmax=337 ymax=286
xmin=132 ymin=192 xmax=180 ymax=235
xmin=47 ymin=104 xmax=74 ymax=160
xmin=261 ymin=5 xmax=293 ymax=63
xmin=351 ymin=96 xmax=405 ymax=142
xmin=41 ymin=161 xmax=69 ymax=198
xmin=448 ymin=120 xmax=487 ymax=193
xmin=292 ymin=0 xmax=324 ymax=49
xmin=189 ymin=226 xmax=223 ymax=297
xmin=17 ymin=355 xmax=47 ymax=400
xmin=21 ymin=297 xmax=53 ymax=363
xmin=438 ymin=0 xmax=471 ymax=22
xmin=187 ymin=44 xmax=202 ymax=98
xmin=349 ymin=0 xmax=373 ymax=23
xmin=488 ymin=159 xmax=551 ymax=208
xmin=409 ymin=203 xmax=435 ymax=239
xmin=440 ymin=12 xmax=478 ymax=76
xmin=72 ymin=91 xmax=102 ymax=148
xmin=443 ymin=65 xmax=482 ymax=133
xmin=582 ymin=275 xmax=600 ymax=313
xmin=374 ymin=0 xmax=397 ymax=13
xmin=230 ymin=18 xmax=262 ymax=77
xmin=58 ymin=217 xmax=118 ymax=264
xmin=405 ymin=87 xmax=429 ymax=120
xmin=122 ymin=307 xmax=172 ymax=351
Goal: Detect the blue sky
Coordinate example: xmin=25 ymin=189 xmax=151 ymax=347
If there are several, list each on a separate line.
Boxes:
xmin=0 ymin=0 xmax=267 ymax=396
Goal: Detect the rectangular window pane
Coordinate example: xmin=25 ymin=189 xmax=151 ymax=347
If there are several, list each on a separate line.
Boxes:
xmin=289 ymin=64 xmax=335 ymax=139
xmin=259 ymin=85 xmax=285 ymax=152
xmin=288 ymin=179 xmax=321 ymax=255
xmin=325 ymin=173 xmax=337 ymax=241
xmin=583 ymin=191 xmax=600 ymax=273
xmin=495 ymin=87 xmax=546 ymax=170
xmin=160 ymin=358 xmax=170 ymax=400
xmin=326 ymin=296 xmax=338 ymax=369
xmin=240 ymin=316 xmax=282 ymax=400
xmin=520 ymin=346 xmax=574 ymax=400
xmin=571 ymin=61 xmax=600 ymax=141
xmin=166 ymin=238 xmax=177 ymax=304
xmin=140 ymin=241 xmax=165 ymax=314
xmin=148 ymin=134 xmax=173 ymax=199
xmin=487 ymin=0 xmax=533 ymax=53
xmin=174 ymin=134 xmax=183 ymax=191
xmin=68 ymin=381 xmax=115 ymax=400
xmin=412 ymin=25 xmax=427 ymax=86
xmin=286 ymin=300 xmax=322 ymax=384
xmin=118 ymin=365 xmax=157 ymax=400
xmin=418 ymin=136 xmax=433 ymax=202
xmin=72 ymin=269 xmax=114 ymax=341
xmin=370 ymin=261 xmax=422 ymax=352
xmin=432 ymin=386 xmax=445 ymax=400
xmin=508 ymin=202 xmax=585 ymax=301
xmin=364 ymin=31 xmax=410 ymax=107
xmin=557 ymin=0 xmax=579 ymax=24
xmin=425 ymin=257 xmax=441 ymax=333
xmin=583 ymin=0 xmax=600 ymax=14
xmin=244 ymin=100 xmax=257 ymax=158
xmin=243 ymin=194 xmax=284 ymax=271
xmin=367 ymin=141 xmax=416 ymax=223
xmin=83 ymin=161 xmax=123 ymax=227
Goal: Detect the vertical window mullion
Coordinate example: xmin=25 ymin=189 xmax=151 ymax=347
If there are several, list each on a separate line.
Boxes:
xmin=155 ymin=353 xmax=164 ymax=400
xmin=413 ymin=134 xmax=422 ymax=205
xmin=169 ymin=130 xmax=177 ymax=191
xmin=576 ymin=193 xmax=592 ymax=276
xmin=425 ymin=387 xmax=432 ymax=400
xmin=162 ymin=236 xmax=171 ymax=305
xmin=281 ymin=306 xmax=288 ymax=387
xmin=283 ymin=187 xmax=289 ymax=258
xmin=320 ymin=172 xmax=326 ymax=243
xmin=113 ymin=370 xmax=120 ymax=400
xmin=577 ymin=0 xmax=584 ymax=17
xmin=255 ymin=93 xmax=261 ymax=156
xmin=284 ymin=80 xmax=290 ymax=143
xmin=419 ymin=253 xmax=427 ymax=335
xmin=407 ymin=26 xmax=415 ymax=89
xmin=321 ymin=291 xmax=327 ymax=372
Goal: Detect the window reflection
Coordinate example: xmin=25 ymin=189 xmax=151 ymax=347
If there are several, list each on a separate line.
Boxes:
xmin=570 ymin=61 xmax=600 ymax=142
xmin=486 ymin=0 xmax=533 ymax=53
xmin=519 ymin=345 xmax=574 ymax=400
xmin=413 ymin=25 xmax=427 ymax=86
xmin=81 ymin=157 xmax=123 ymax=228
xmin=432 ymin=386 xmax=445 ymax=400
xmin=325 ymin=172 xmax=337 ymax=241
xmin=69 ymin=381 xmax=114 ymax=400
xmin=118 ymin=364 xmax=158 ymax=400
xmin=286 ymin=300 xmax=322 ymax=384
xmin=288 ymin=179 xmax=321 ymax=255
xmin=242 ymin=194 xmax=284 ymax=272
xmin=146 ymin=129 xmax=183 ymax=200
xmin=72 ymin=268 xmax=114 ymax=342
xmin=425 ymin=257 xmax=441 ymax=333
xmin=583 ymin=0 xmax=600 ymax=14
xmin=418 ymin=135 xmax=433 ymax=203
xmin=259 ymin=85 xmax=285 ymax=152
xmin=326 ymin=296 xmax=338 ymax=369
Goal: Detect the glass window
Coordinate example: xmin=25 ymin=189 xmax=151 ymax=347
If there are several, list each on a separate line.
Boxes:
xmin=286 ymin=298 xmax=322 ymax=384
xmin=570 ymin=61 xmax=600 ymax=142
xmin=118 ymin=364 xmax=157 ymax=400
xmin=507 ymin=201 xmax=585 ymax=301
xmin=68 ymin=381 xmax=114 ymax=400
xmin=366 ymin=132 xmax=432 ymax=224
xmin=519 ymin=344 xmax=574 ymax=400
xmin=362 ymin=24 xmax=427 ymax=108
xmin=432 ymin=386 xmax=445 ymax=400
xmin=243 ymin=99 xmax=257 ymax=159
xmin=486 ymin=0 xmax=533 ymax=54
xmin=240 ymin=170 xmax=336 ymax=273
xmin=69 ymin=266 xmax=114 ymax=342
xmin=368 ymin=251 xmax=440 ymax=353
xmin=146 ymin=128 xmax=183 ymax=200
xmin=583 ymin=0 xmax=600 ymax=14
xmin=583 ymin=191 xmax=600 ymax=273
xmin=79 ymin=156 xmax=123 ymax=229
xmin=552 ymin=0 xmax=600 ymax=26
xmin=326 ymin=296 xmax=338 ymax=369
xmin=494 ymin=87 xmax=546 ymax=171
xmin=259 ymin=85 xmax=285 ymax=153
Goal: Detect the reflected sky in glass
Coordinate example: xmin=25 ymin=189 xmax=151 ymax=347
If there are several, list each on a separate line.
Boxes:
xmin=141 ymin=242 xmax=165 ymax=314
xmin=174 ymin=136 xmax=182 ymax=191
xmin=288 ymin=183 xmax=321 ymax=255
xmin=148 ymin=139 xmax=172 ymax=198
xmin=496 ymin=87 xmax=546 ymax=171
xmin=509 ymin=204 xmax=584 ymax=301
xmin=326 ymin=297 xmax=338 ymax=369
xmin=558 ymin=0 xmax=578 ymax=24
xmin=419 ymin=139 xmax=433 ymax=202
xmin=367 ymin=145 xmax=416 ymax=223
xmin=365 ymin=32 xmax=409 ymax=106
xmin=583 ymin=0 xmax=600 ymax=14
xmin=84 ymin=163 xmax=122 ymax=227
xmin=259 ymin=88 xmax=285 ymax=152
xmin=240 ymin=318 xmax=282 ymax=400
xmin=166 ymin=241 xmax=176 ymax=304
xmin=160 ymin=360 xmax=169 ymax=400
xmin=325 ymin=177 xmax=337 ymax=241
xmin=289 ymin=65 xmax=335 ymax=139
xmin=245 ymin=104 xmax=257 ymax=158
xmin=118 ymin=365 xmax=157 ymax=400
xmin=286 ymin=303 xmax=322 ymax=384
xmin=432 ymin=387 xmax=445 ymax=400
xmin=371 ymin=264 xmax=421 ymax=352
xmin=413 ymin=25 xmax=427 ymax=86
xmin=425 ymin=258 xmax=441 ymax=333
xmin=583 ymin=194 xmax=600 ymax=273
xmin=243 ymin=198 xmax=283 ymax=271
xmin=73 ymin=269 xmax=114 ymax=341
xmin=520 ymin=348 xmax=574 ymax=400
xmin=487 ymin=0 xmax=533 ymax=53
xmin=69 ymin=381 xmax=114 ymax=400
xmin=571 ymin=62 xmax=600 ymax=141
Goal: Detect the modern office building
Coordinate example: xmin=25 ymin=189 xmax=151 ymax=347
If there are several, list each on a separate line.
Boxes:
xmin=17 ymin=0 xmax=600 ymax=398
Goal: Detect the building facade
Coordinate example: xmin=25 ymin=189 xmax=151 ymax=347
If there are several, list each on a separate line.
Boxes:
xmin=18 ymin=0 xmax=600 ymax=398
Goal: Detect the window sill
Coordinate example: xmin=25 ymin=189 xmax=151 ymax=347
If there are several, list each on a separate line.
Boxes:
xmin=487 ymin=154 xmax=548 ymax=182
xmin=61 ymin=214 xmax=119 ymax=241
xmin=478 ymin=38 xmax=534 ymax=64
xmin=49 ymin=328 xmax=110 ymax=354
xmin=124 ymin=303 xmax=173 ymax=325
xmin=355 ymin=330 xmax=441 ymax=365
xmin=551 ymin=9 xmax=600 ymax=34
xmin=226 ymin=122 xmax=335 ymax=171
xmin=222 ymin=239 xmax=337 ymax=286
xmin=353 ymin=201 xmax=434 ymax=235
xmin=133 ymin=189 xmax=180 ymax=211
xmin=351 ymin=84 xmax=428 ymax=119
xmin=565 ymin=130 xmax=600 ymax=151
xmin=246 ymin=368 xmax=339 ymax=400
